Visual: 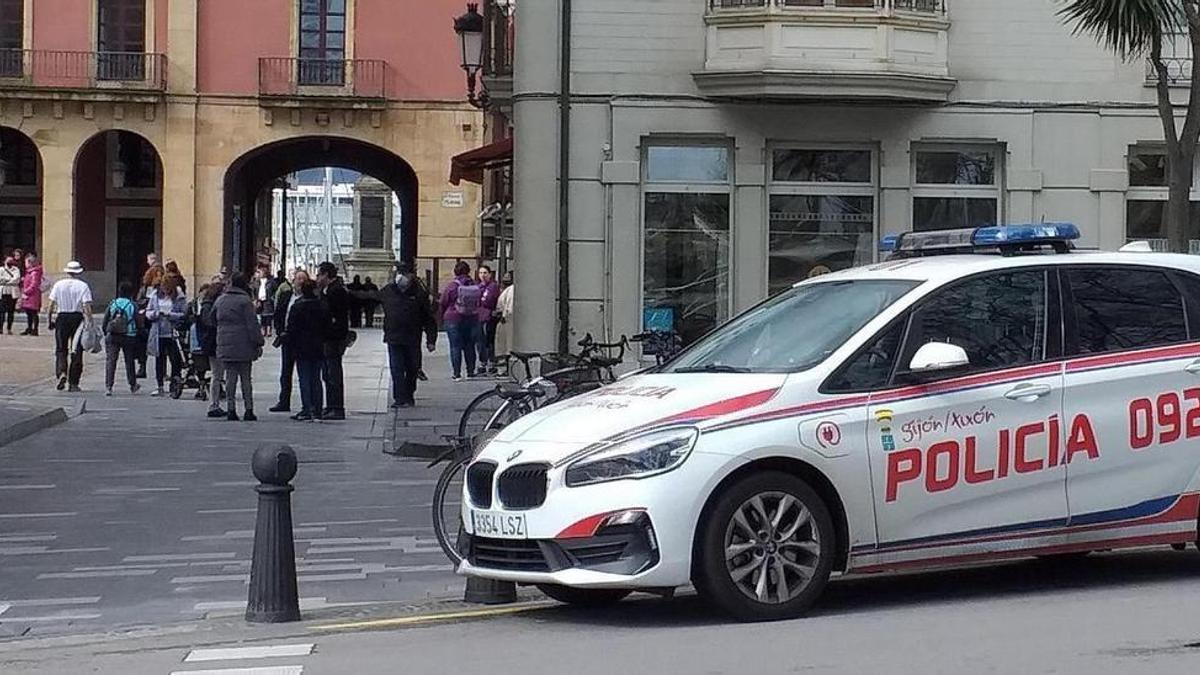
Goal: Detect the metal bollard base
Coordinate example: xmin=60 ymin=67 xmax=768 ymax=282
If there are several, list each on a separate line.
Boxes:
xmin=463 ymin=577 xmax=517 ymax=605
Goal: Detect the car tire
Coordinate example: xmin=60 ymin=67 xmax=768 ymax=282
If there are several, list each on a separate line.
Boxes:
xmin=536 ymin=584 xmax=631 ymax=607
xmin=695 ymin=471 xmax=836 ymax=622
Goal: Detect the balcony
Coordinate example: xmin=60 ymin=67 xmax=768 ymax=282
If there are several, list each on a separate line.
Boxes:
xmin=694 ymin=0 xmax=955 ymax=102
xmin=481 ymin=1 xmax=515 ymax=110
xmin=258 ymin=57 xmax=388 ymax=108
xmin=0 ymin=50 xmax=167 ymax=99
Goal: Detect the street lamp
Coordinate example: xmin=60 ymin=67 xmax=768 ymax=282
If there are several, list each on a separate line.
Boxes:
xmin=454 ymin=3 xmax=486 ymax=107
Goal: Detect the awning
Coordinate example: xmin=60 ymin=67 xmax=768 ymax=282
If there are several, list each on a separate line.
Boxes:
xmin=449 ymin=136 xmax=513 ymax=186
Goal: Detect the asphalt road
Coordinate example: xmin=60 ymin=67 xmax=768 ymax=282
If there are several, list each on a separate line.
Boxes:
xmin=2 ymin=548 xmax=1198 ymax=674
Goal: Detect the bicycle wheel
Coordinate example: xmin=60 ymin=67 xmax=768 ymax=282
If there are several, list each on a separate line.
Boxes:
xmin=431 ymin=455 xmax=469 ymax=567
xmin=458 ymin=390 xmax=521 ymax=438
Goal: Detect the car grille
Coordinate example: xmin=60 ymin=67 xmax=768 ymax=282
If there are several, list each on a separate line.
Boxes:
xmin=470 ymin=537 xmax=550 ymax=572
xmin=466 ymin=461 xmax=496 ymax=509
xmin=496 ymin=463 xmax=549 ymax=509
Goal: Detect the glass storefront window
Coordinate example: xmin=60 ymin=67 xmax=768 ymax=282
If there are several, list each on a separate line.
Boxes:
xmin=912 ymin=197 xmax=999 ymax=232
xmin=643 ymin=192 xmax=731 ymax=347
xmin=645 ymin=146 xmax=730 ymax=183
xmin=768 ymin=147 xmax=876 ymax=294
xmin=912 ymin=144 xmax=1002 ymax=231
xmin=1125 ymin=145 xmax=1200 ymax=252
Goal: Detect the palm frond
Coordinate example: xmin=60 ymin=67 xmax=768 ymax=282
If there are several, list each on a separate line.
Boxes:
xmin=1058 ymin=0 xmax=1188 ymax=59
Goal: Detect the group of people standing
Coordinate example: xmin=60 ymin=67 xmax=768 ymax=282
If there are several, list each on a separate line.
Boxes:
xmin=346 ymin=275 xmax=381 ymax=329
xmin=437 ymin=261 xmax=513 ymax=381
xmin=0 ymin=249 xmax=47 ymax=336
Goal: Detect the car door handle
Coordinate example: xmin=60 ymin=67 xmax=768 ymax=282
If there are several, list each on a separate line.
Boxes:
xmin=1004 ymin=383 xmax=1052 ymax=402
xmin=1186 ymin=360 xmax=1200 ymax=375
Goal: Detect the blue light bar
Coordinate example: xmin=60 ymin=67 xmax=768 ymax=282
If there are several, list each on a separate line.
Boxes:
xmin=880 ymin=223 xmax=1080 ymax=257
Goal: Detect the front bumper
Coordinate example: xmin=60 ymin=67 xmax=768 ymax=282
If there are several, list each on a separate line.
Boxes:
xmin=459 ymin=445 xmax=734 ymax=589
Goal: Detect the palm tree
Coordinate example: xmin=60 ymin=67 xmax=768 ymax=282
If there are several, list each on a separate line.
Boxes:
xmin=1059 ymin=0 xmax=1196 ymax=252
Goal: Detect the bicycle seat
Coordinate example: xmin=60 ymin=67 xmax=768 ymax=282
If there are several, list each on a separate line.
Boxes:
xmin=590 ymin=357 xmax=623 ymax=369
xmin=496 ymin=382 xmax=547 ymax=399
xmin=509 ymin=351 xmax=540 ymax=361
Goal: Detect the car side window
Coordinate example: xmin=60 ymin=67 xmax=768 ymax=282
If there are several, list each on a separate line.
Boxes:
xmin=824 ymin=321 xmax=905 ymax=393
xmin=1067 ymin=267 xmax=1187 ymax=354
xmin=901 ymin=270 xmax=1047 ymax=378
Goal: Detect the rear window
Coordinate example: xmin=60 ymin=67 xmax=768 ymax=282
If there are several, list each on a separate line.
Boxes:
xmin=1066 ymin=267 xmax=1188 ymax=354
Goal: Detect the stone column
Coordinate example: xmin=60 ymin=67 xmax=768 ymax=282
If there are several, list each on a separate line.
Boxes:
xmin=38 ymin=138 xmax=75 ymax=275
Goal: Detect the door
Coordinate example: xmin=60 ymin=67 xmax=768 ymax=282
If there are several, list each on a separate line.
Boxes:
xmin=97 ymin=0 xmax=145 ymax=81
xmin=0 ymin=215 xmax=36 ymax=255
xmin=1061 ymin=266 xmax=1200 ymax=540
xmin=298 ymin=0 xmax=347 ymax=86
xmin=866 ymin=268 xmax=1067 ymax=551
xmin=116 ymin=218 xmax=154 ymax=291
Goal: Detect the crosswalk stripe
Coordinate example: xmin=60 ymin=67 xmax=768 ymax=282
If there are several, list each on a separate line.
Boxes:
xmin=184 ymin=644 xmax=315 ymax=662
xmin=169 ymin=662 xmax=304 ymax=667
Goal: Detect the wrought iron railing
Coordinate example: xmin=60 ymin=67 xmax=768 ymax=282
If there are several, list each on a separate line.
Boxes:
xmin=0 ymin=49 xmax=167 ymax=89
xmin=709 ymin=0 xmax=944 ymax=13
xmin=258 ymin=57 xmax=388 ymax=99
xmin=1149 ymin=56 xmax=1192 ymax=86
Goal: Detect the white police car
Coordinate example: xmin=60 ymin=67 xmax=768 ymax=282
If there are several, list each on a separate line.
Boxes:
xmin=459 ymin=224 xmax=1200 ymax=621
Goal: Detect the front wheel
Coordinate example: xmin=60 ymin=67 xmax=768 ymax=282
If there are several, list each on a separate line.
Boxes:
xmin=536 ymin=584 xmax=631 ymax=607
xmin=431 ymin=456 xmax=469 ymax=567
xmin=458 ymin=390 xmax=528 ymax=439
xmin=694 ymin=471 xmax=836 ymax=622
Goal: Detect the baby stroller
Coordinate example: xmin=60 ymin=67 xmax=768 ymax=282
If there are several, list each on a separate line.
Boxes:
xmin=169 ymin=309 xmax=210 ymax=400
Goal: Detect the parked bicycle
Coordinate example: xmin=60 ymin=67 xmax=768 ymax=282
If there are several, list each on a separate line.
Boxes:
xmin=630 ymin=329 xmax=684 ymax=367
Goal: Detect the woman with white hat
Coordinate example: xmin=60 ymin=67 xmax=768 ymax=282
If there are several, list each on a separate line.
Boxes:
xmin=47 ymin=261 xmax=93 ymax=392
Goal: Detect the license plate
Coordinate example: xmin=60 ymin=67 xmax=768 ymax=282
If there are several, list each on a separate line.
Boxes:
xmin=470 ymin=510 xmax=528 ymax=539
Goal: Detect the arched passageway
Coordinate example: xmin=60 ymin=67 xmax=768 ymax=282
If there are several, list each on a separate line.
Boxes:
xmin=73 ymin=130 xmax=164 ymax=300
xmin=0 ymin=127 xmax=43 ymax=257
xmin=223 ymin=136 xmax=419 ymax=274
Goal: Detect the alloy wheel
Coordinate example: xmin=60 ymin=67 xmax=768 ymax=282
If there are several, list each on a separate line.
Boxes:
xmin=723 ymin=491 xmax=822 ymax=605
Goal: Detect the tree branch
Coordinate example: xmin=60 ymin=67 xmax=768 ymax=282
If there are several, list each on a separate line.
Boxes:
xmin=1179 ymin=1 xmax=1200 ymax=146
xmin=1153 ymin=30 xmax=1181 ymax=154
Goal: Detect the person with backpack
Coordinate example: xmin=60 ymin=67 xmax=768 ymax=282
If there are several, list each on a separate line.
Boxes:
xmin=103 ymin=281 xmax=141 ymax=396
xmin=438 ymin=260 xmax=482 ymax=381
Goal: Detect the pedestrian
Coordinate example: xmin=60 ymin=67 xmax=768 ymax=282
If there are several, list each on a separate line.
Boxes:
xmin=0 ymin=256 xmax=20 ymax=335
xmin=476 ymin=264 xmax=501 ymax=377
xmin=145 ymin=272 xmax=186 ymax=397
xmin=136 ymin=265 xmax=164 ymax=378
xmin=269 ymin=268 xmax=307 ymax=413
xmin=380 ymin=267 xmax=437 ymax=408
xmin=362 ymin=276 xmax=380 ymax=328
xmin=347 ymin=274 xmax=364 ymax=328
xmin=438 ymin=260 xmax=482 ymax=381
xmin=203 ymin=279 xmax=228 ymax=418
xmin=164 ymin=259 xmax=187 ymax=296
xmin=254 ymin=265 xmax=277 ymax=338
xmin=187 ymin=282 xmax=212 ymax=400
xmin=47 ymin=261 xmax=93 ymax=392
xmin=316 ymin=261 xmax=350 ymax=421
xmin=11 ymin=248 xmax=25 ymax=278
xmin=285 ymin=279 xmax=328 ymax=421
xmin=495 ymin=271 xmax=515 ymax=375
xmin=102 ymin=281 xmax=141 ymax=396
xmin=213 ymin=272 xmax=264 ymax=421
xmin=18 ymin=252 xmax=43 ymax=336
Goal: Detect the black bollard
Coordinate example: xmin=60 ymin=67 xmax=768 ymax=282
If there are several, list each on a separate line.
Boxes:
xmin=464 ymin=576 xmax=517 ymax=605
xmin=245 ymin=444 xmax=301 ymax=623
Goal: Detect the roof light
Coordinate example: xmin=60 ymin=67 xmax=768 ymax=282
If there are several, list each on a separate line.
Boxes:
xmin=880 ymin=223 xmax=1080 ymax=257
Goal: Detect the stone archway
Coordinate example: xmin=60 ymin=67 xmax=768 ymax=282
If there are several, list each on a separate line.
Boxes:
xmin=0 ymin=126 xmax=43 ymax=258
xmin=222 ymin=135 xmax=419 ymax=274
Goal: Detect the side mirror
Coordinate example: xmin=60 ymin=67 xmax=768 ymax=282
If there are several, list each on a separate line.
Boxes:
xmin=908 ymin=342 xmax=970 ymax=374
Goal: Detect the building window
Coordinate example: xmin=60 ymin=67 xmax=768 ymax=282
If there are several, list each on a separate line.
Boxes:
xmin=97 ymin=0 xmax=146 ymax=81
xmin=299 ymin=0 xmax=347 ymax=86
xmin=768 ymin=147 xmax=876 ymax=296
xmin=911 ymin=144 xmax=1002 ymax=231
xmin=1125 ymin=145 xmax=1200 ymax=253
xmin=0 ymin=128 xmax=38 ymax=187
xmin=642 ymin=144 xmax=732 ymax=347
xmin=115 ymin=131 xmax=157 ymax=189
xmin=0 ymin=0 xmax=22 ymax=78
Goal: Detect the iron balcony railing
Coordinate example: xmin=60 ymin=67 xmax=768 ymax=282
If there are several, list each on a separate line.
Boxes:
xmin=1149 ymin=56 xmax=1192 ymax=86
xmin=258 ymin=57 xmax=388 ymax=99
xmin=709 ymin=0 xmax=945 ymax=13
xmin=0 ymin=49 xmax=167 ymax=90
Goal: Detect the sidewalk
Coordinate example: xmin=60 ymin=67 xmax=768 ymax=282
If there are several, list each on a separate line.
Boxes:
xmin=0 ymin=327 xmax=497 ymax=640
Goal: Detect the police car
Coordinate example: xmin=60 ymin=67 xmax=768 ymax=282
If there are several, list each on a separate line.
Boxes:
xmin=459 ymin=224 xmax=1200 ymax=621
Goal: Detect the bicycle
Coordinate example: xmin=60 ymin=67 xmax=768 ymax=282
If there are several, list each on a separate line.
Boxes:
xmin=456 ymin=333 xmax=627 ymax=439
xmin=429 ymin=434 xmax=475 ymax=566
xmin=630 ymin=330 xmax=684 ymax=367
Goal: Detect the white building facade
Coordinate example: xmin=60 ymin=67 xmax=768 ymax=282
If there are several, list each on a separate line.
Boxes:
xmin=511 ymin=0 xmax=1197 ymax=352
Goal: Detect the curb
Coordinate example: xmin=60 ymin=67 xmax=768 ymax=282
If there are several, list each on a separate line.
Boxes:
xmin=0 ymin=406 xmax=68 ymax=448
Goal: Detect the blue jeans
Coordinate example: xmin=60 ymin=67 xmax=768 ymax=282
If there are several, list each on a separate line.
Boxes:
xmin=296 ymin=358 xmax=324 ymax=416
xmin=446 ymin=319 xmax=480 ymax=378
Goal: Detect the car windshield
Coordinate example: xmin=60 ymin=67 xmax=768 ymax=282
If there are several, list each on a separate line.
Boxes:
xmin=665 ymin=279 xmax=920 ymax=374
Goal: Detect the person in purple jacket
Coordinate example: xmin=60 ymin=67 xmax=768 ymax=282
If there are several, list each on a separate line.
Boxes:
xmin=438 ymin=261 xmax=482 ymax=381
xmin=475 ymin=264 xmax=501 ymax=377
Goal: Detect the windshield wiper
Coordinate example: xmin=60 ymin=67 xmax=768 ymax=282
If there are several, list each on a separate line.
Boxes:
xmin=672 ymin=364 xmax=753 ymax=374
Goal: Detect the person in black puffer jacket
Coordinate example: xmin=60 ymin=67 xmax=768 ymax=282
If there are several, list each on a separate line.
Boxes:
xmin=379 ymin=268 xmax=437 ymax=408
xmin=316 ymin=261 xmax=351 ymax=420
xmin=285 ymin=279 xmax=329 ymax=421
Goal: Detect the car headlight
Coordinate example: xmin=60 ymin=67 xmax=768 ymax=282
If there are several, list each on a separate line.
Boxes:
xmin=564 ymin=428 xmax=698 ymax=487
